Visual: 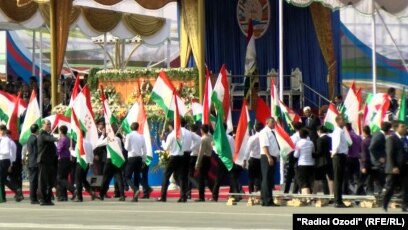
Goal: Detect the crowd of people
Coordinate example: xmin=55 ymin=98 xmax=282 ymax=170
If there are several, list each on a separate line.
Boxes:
xmin=0 ymin=76 xmax=406 ymax=212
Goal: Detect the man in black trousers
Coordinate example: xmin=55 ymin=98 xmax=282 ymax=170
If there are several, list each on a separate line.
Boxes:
xmin=314 ymin=126 xmax=332 ymax=195
xmin=37 ymin=120 xmax=58 ymax=206
xmin=369 ymin=122 xmax=391 ymax=194
xmin=331 ymin=115 xmax=349 ymax=208
xmin=383 ymin=121 xmax=408 ymax=212
xmin=259 ymin=118 xmax=280 ymax=206
xmin=27 ymin=124 xmax=40 ymax=204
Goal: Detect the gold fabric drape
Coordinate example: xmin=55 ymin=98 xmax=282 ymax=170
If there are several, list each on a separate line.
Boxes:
xmin=310 ymin=3 xmax=337 ymax=100
xmin=94 ymin=0 xmax=122 ymax=5
xmin=181 ymin=0 xmax=205 ymax=101
xmin=94 ymin=0 xmax=176 ymax=10
xmin=50 ymin=0 xmax=72 ymax=107
xmin=123 ymin=14 xmax=165 ymax=37
xmin=38 ymin=3 xmax=80 ymax=26
xmin=82 ymin=7 xmax=122 ymax=33
xmin=179 ymin=7 xmax=191 ymax=68
xmin=0 ymin=0 xmax=38 ymax=22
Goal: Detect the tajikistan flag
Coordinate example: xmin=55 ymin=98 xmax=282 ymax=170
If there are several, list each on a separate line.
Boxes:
xmin=343 ymin=82 xmax=362 ymax=134
xmin=101 ymin=86 xmax=125 ymax=168
xmin=234 ymin=100 xmax=250 ymax=167
xmin=65 ymin=76 xmax=81 ymax=117
xmin=212 ymin=65 xmax=233 ymax=171
xmin=369 ymin=96 xmax=390 ymax=133
xmin=212 ymin=65 xmax=233 ymax=134
xmin=324 ymin=103 xmax=353 ymax=146
xmin=121 ymin=97 xmax=153 ymax=165
xmin=202 ymin=67 xmax=213 ymax=125
xmin=191 ymin=98 xmax=203 ymax=122
xmin=280 ymin=100 xmax=301 ymax=131
xmin=19 ymin=90 xmax=41 ymax=145
xmin=244 ymin=19 xmax=256 ymax=97
xmin=150 ymin=71 xmax=187 ymax=118
xmin=72 ymin=86 xmax=98 ymax=148
xmin=75 ymin=118 xmax=87 ymax=170
xmin=274 ymin=123 xmax=295 ymax=161
xmin=270 ymin=80 xmax=281 ymax=121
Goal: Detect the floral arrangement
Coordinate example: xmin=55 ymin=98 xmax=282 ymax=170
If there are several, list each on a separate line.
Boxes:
xmin=152 ymin=150 xmax=170 ymax=173
xmin=87 ymin=67 xmax=198 ymax=90
xmin=51 ymin=104 xmax=68 ymax=115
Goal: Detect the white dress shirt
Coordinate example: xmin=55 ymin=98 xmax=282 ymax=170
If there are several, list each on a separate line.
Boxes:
xmin=244 ymin=132 xmax=261 ymax=160
xmin=291 ymin=132 xmax=310 ymax=145
xmin=124 ymin=131 xmax=146 ymax=158
xmin=0 ymin=136 xmax=15 ymax=162
xmin=331 ymin=126 xmax=349 ymax=155
xmin=294 ymin=139 xmax=315 ymax=166
xmin=259 ymin=127 xmax=280 ymax=157
xmin=190 ymin=132 xmax=201 ymax=156
xmin=95 ymin=136 xmax=123 ymax=159
xmin=162 ymin=131 xmax=183 ymax=156
xmin=181 ymin=127 xmax=192 ymax=152
xmin=83 ymin=139 xmax=94 ymax=164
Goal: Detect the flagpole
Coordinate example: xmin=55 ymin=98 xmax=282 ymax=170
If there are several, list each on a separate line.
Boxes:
xmin=278 ymin=0 xmax=285 ymax=186
xmin=371 ymin=3 xmax=377 ymax=94
xmin=39 ymin=29 xmax=43 ymax=117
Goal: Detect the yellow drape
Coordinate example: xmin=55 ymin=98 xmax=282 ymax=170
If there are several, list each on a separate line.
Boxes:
xmin=38 ymin=3 xmax=80 ymax=26
xmin=310 ymin=3 xmax=337 ymax=100
xmin=181 ymin=0 xmax=205 ymax=101
xmin=179 ymin=6 xmax=191 ymax=68
xmin=50 ymin=0 xmax=72 ymax=107
xmin=123 ymin=14 xmax=165 ymax=37
xmin=82 ymin=7 xmax=122 ymax=33
xmin=0 ymin=0 xmax=38 ymax=22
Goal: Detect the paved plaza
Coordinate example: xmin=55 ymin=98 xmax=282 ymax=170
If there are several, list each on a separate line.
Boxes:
xmin=0 ymin=196 xmax=394 ymax=230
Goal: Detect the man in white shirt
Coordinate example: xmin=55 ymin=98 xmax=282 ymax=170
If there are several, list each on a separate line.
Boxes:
xmin=331 ymin=115 xmax=349 ymax=208
xmin=96 ymin=126 xmax=126 ymax=201
xmin=187 ymin=124 xmax=201 ymax=199
xmin=73 ymin=130 xmax=96 ymax=202
xmin=179 ymin=119 xmax=194 ymax=201
xmin=124 ymin=122 xmax=146 ymax=202
xmin=157 ymin=122 xmax=185 ymax=202
xmin=5 ymin=130 xmax=23 ymax=202
xmin=244 ymin=122 xmax=263 ymax=194
xmin=0 ymin=125 xmax=15 ymax=201
xmin=259 ymin=117 xmax=280 ymax=206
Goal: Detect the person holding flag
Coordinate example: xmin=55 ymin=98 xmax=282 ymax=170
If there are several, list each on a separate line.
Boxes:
xmin=157 ymin=122 xmax=185 ymax=202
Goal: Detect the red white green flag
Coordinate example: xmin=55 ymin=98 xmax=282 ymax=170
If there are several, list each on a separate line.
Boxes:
xmin=280 ymin=100 xmax=301 ymax=131
xmin=19 ymin=90 xmax=41 ymax=145
xmin=203 ymin=66 xmax=212 ymax=125
xmin=212 ymin=65 xmax=233 ymax=133
xmin=270 ymin=80 xmax=281 ymax=121
xmin=234 ymin=100 xmax=250 ymax=166
xmin=274 ymin=123 xmax=295 ymax=161
xmin=7 ymin=92 xmax=21 ymax=141
xmin=101 ymin=85 xmax=125 ymax=168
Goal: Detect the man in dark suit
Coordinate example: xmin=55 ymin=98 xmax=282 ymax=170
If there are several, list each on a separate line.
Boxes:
xmin=369 ymin=122 xmax=391 ymax=194
xmin=27 ymin=124 xmax=40 ymax=204
xmin=42 ymin=96 xmax=51 ymax=118
xmin=313 ymin=126 xmax=333 ymax=195
xmin=303 ymin=106 xmax=321 ymax=146
xmin=383 ymin=121 xmax=408 ymax=212
xmin=37 ymin=120 xmax=58 ymax=206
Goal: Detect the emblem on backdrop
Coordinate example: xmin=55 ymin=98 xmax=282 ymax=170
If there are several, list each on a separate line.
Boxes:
xmin=237 ymin=0 xmax=270 ymax=39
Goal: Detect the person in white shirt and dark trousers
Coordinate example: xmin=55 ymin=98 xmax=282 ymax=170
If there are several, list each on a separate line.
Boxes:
xmin=331 ymin=115 xmax=349 ymax=208
xmin=187 ymin=124 xmax=201 ymax=199
xmin=0 ymin=125 xmax=16 ymax=202
xmin=244 ymin=122 xmax=264 ymax=194
xmin=294 ymin=129 xmax=315 ymax=194
xmin=73 ymin=130 xmax=96 ymax=202
xmin=124 ymin=122 xmax=146 ymax=202
xmin=259 ymin=118 xmax=280 ymax=206
xmin=157 ymin=122 xmax=185 ymax=202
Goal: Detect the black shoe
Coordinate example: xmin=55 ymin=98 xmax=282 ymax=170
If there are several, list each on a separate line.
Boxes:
xmin=73 ymin=198 xmax=83 ymax=202
xmin=383 ymin=206 xmax=388 ymax=212
xmin=71 ymin=191 xmax=77 ymax=201
xmin=143 ymin=188 xmax=153 ymax=199
xmin=15 ymin=196 xmax=22 ymax=202
xmin=132 ymin=191 xmax=140 ymax=202
xmin=30 ymin=200 xmax=40 ymax=205
xmin=89 ymin=191 xmax=96 ymax=201
xmin=118 ymin=196 xmax=126 ymax=201
xmin=195 ymin=199 xmax=205 ymax=202
xmin=57 ymin=197 xmax=68 ymax=202
xmin=97 ymin=195 xmax=104 ymax=201
xmin=40 ymin=202 xmax=55 ymax=206
xmin=177 ymin=198 xmax=187 ymax=203
xmin=209 ymin=197 xmax=218 ymax=202
xmin=113 ymin=193 xmax=121 ymax=198
xmin=261 ymin=202 xmax=278 ymax=207
xmin=402 ymin=208 xmax=407 ymax=212
xmin=334 ymin=203 xmax=347 ymax=208
xmin=156 ymin=197 xmax=166 ymax=202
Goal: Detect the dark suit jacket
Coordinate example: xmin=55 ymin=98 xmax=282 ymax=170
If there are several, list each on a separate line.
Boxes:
xmin=37 ymin=130 xmax=58 ymax=164
xmin=313 ymin=134 xmax=332 ymax=168
xmin=27 ymin=134 xmax=38 ymax=168
xmin=369 ymin=132 xmax=386 ymax=169
xmin=303 ymin=115 xmax=321 ymax=144
xmin=385 ymin=134 xmax=407 ymax=174
xmin=360 ymin=137 xmax=372 ymax=169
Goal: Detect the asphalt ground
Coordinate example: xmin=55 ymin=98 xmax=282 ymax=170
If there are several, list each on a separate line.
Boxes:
xmin=0 ymin=195 xmax=395 ymax=230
